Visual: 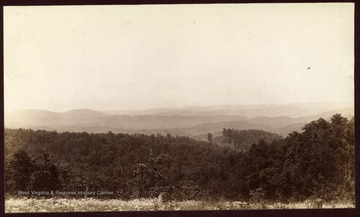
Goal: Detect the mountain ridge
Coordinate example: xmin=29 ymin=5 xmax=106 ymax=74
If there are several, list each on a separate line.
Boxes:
xmin=5 ymin=103 xmax=353 ymax=138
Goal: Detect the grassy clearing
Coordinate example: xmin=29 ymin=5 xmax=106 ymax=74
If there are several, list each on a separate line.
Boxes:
xmin=5 ymin=197 xmax=355 ymax=213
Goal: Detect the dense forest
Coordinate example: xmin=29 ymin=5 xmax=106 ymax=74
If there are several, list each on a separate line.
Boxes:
xmin=5 ymin=114 xmax=354 ymax=203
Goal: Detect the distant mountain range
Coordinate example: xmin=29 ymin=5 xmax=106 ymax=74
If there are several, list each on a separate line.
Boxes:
xmin=105 ymin=102 xmax=352 ymax=118
xmin=5 ymin=103 xmax=353 ymax=138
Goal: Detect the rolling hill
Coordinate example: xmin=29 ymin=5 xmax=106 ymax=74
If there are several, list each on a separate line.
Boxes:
xmin=5 ymin=103 xmax=353 ymax=139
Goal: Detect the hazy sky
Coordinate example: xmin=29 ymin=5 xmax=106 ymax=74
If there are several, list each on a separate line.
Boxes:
xmin=4 ymin=3 xmax=354 ymax=112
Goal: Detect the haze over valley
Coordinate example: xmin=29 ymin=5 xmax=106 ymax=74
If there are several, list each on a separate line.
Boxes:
xmin=5 ymin=102 xmax=354 ymax=140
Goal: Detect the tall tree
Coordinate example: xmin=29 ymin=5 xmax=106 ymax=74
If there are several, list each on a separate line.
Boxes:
xmin=6 ymin=150 xmax=35 ymax=192
xmin=207 ymin=133 xmax=213 ymax=143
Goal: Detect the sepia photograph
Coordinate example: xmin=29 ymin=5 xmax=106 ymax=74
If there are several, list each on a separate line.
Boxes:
xmin=3 ymin=3 xmax=355 ymax=213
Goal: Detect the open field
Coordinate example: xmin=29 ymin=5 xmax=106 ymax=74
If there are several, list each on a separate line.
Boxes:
xmin=5 ymin=197 xmax=355 ymax=213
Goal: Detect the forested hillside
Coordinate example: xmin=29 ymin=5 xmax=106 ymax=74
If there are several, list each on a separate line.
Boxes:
xmin=216 ymin=129 xmax=282 ymax=151
xmin=5 ymin=114 xmax=354 ymax=203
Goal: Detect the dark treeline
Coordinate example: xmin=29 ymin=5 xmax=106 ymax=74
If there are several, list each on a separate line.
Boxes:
xmin=5 ymin=114 xmax=354 ymax=202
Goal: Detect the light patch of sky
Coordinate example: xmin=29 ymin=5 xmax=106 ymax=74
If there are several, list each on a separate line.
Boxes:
xmin=4 ymin=3 xmax=354 ymax=112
